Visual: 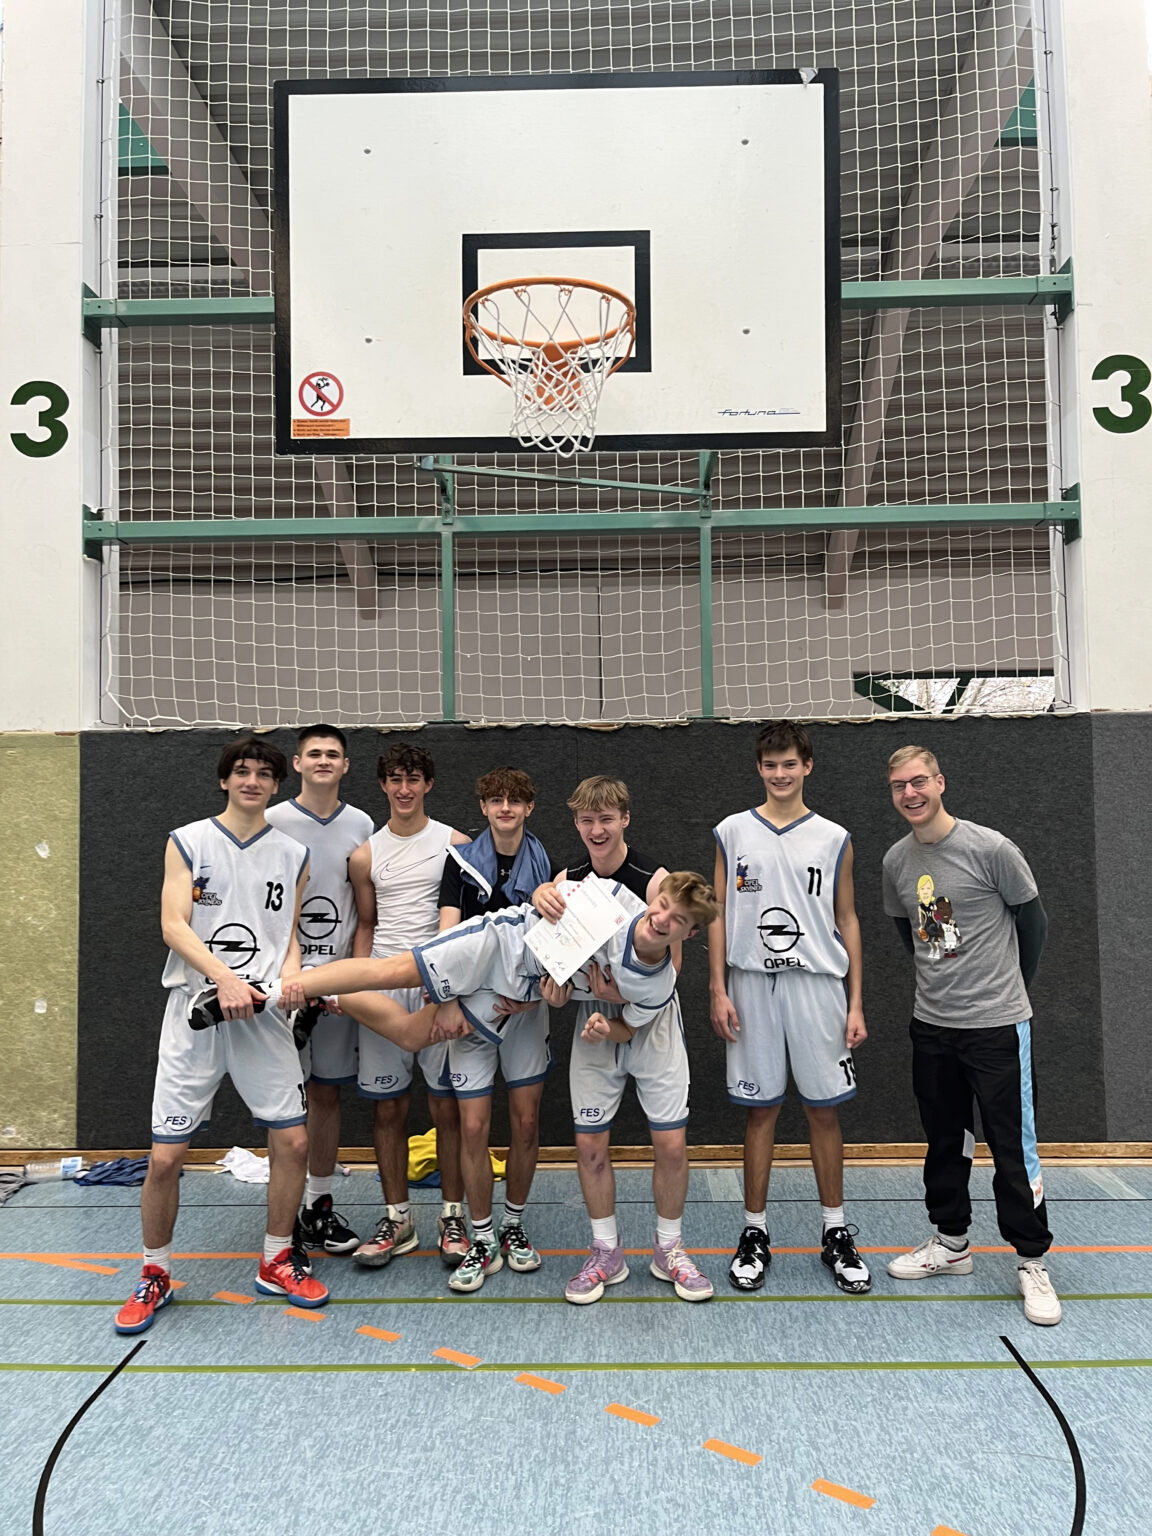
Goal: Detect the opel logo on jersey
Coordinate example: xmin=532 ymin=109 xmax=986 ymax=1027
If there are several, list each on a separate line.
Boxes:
xmin=206 ymin=922 xmax=259 ymax=970
xmin=758 ymin=907 xmax=803 ymax=953
xmin=299 ymin=894 xmax=340 ymax=941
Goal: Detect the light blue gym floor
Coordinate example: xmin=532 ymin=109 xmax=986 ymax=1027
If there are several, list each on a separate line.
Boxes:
xmin=2 ymin=1163 xmax=1149 ymax=1535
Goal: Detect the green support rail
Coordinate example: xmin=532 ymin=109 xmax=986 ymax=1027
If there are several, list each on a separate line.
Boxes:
xmin=80 ymin=271 xmax=1075 ymax=337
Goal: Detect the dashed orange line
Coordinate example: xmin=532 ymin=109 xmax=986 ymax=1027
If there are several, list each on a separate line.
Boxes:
xmin=1 ymin=1255 xmax=121 ymax=1275
xmin=282 ymin=1306 xmax=326 ymax=1321
xmin=357 ymin=1325 xmax=401 ymax=1343
xmin=213 ymin=1290 xmax=253 ymax=1305
xmin=434 ymin=1347 xmax=482 ymax=1369
xmin=703 ymin=1438 xmax=761 ymax=1466
xmin=516 ymin=1373 xmax=566 ymax=1395
xmin=931 ymin=1527 xmax=972 ymax=1535
xmin=605 ymin=1402 xmax=660 ymax=1426
xmin=812 ymin=1478 xmax=876 ymax=1509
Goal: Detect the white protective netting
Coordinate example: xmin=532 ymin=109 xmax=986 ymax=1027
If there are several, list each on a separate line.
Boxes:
xmin=104 ymin=0 xmax=1063 ymax=726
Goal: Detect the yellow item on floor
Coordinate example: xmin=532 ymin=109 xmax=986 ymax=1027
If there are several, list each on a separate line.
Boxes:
xmin=406 ymin=1128 xmax=505 ymax=1182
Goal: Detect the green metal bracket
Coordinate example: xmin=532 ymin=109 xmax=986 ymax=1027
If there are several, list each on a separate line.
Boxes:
xmin=81 ymin=504 xmax=104 ymax=561
xmin=81 ymin=273 xmax=1077 ymax=338
xmin=1059 ymin=483 xmax=1081 ymax=542
xmin=118 ymin=104 xmax=167 ymax=175
xmin=999 ymin=79 xmax=1037 ymax=149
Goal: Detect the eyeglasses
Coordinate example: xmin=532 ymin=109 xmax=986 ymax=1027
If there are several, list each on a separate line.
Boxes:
xmin=890 ymin=775 xmax=934 ymax=795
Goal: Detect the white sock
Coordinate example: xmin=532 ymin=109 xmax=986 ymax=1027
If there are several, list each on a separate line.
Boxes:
xmin=655 ymin=1216 xmax=681 ymax=1249
xmin=441 ymin=1199 xmax=463 ymax=1218
xmin=306 ymin=1175 xmax=333 ymax=1204
xmin=390 ymin=1201 xmax=411 ymax=1221
xmin=263 ymin=1233 xmax=292 ymax=1264
xmin=502 ymin=1200 xmax=525 ymax=1227
xmin=472 ymin=1215 xmax=495 ymax=1244
xmin=590 ymin=1215 xmax=619 ymax=1247
xmin=936 ymin=1229 xmax=969 ymax=1252
xmin=821 ymin=1205 xmax=846 ymax=1232
xmin=143 ymin=1245 xmax=171 ymax=1274
xmin=743 ymin=1208 xmax=768 ymax=1232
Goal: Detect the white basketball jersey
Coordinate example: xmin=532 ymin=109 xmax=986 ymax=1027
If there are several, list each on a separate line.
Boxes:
xmin=162 ymin=817 xmax=309 ymax=990
xmin=369 ymin=817 xmax=455 ymax=956
xmin=266 ymin=799 xmax=373 ymax=963
xmin=714 ymin=808 xmax=851 ymax=978
xmin=568 ymin=879 xmax=678 ymax=1026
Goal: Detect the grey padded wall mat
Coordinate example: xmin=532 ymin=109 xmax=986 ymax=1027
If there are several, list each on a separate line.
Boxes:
xmin=78 ymin=716 xmax=1103 ymax=1149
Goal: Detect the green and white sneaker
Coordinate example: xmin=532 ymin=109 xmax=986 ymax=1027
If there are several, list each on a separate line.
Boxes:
xmin=448 ymin=1236 xmax=503 ymax=1293
xmin=499 ymin=1222 xmax=542 ymax=1272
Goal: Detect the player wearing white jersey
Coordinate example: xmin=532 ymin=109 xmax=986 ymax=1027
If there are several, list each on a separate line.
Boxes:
xmin=342 ymin=742 xmax=471 ymax=1271
xmin=710 ymin=722 xmax=871 ymax=1297
xmin=115 ymin=738 xmax=328 ymax=1336
xmin=266 ymin=725 xmax=373 ymax=1257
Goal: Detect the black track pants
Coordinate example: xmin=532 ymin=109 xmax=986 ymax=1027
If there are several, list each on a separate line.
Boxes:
xmin=910 ymin=1017 xmax=1052 ymax=1259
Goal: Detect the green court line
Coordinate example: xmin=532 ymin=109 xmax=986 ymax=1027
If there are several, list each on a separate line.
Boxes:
xmin=1 ymin=1291 xmax=1150 ymax=1307
xmin=0 ymin=1357 xmax=1149 ymax=1377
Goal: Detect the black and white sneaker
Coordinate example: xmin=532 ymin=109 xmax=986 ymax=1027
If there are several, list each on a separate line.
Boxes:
xmin=821 ymin=1225 xmax=872 ymax=1294
xmin=728 ymin=1225 xmax=771 ymax=1291
xmin=291 ymin=1217 xmax=314 ymax=1276
xmin=187 ymin=985 xmax=266 ymax=1031
xmin=298 ymin=1194 xmax=360 ymax=1255
xmin=289 ymin=1001 xmax=325 ymax=1052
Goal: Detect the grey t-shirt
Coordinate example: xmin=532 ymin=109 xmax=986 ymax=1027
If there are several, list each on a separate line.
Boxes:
xmin=882 ymin=818 xmax=1038 ymax=1029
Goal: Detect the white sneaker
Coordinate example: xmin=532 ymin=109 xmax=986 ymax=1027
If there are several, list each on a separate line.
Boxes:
xmin=887 ymin=1235 xmax=974 ymax=1279
xmin=1018 ymin=1259 xmax=1062 ymax=1325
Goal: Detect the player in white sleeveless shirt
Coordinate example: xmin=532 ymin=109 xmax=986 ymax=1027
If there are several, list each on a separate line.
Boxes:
xmin=114 ymin=738 xmax=328 ymax=1336
xmin=342 ymin=742 xmax=470 ymax=1271
xmin=266 ymin=725 xmax=373 ymax=1257
xmin=710 ymin=722 xmax=871 ymax=1297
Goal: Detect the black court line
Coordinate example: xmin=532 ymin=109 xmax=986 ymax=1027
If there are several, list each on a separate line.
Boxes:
xmin=1001 ymin=1335 xmax=1087 ymax=1536
xmin=32 ymin=1339 xmax=146 ymax=1536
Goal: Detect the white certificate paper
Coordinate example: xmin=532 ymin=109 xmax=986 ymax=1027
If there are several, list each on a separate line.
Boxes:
xmin=524 ymin=876 xmax=631 ymax=984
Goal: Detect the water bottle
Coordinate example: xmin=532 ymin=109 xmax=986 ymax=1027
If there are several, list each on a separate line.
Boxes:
xmin=21 ymin=1156 xmax=91 ymax=1182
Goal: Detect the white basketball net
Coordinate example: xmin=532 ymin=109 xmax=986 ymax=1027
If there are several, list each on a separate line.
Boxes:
xmin=464 ymin=280 xmax=636 ymax=456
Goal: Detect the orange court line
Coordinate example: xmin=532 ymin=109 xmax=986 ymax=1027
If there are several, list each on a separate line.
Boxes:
xmin=516 ymin=1373 xmax=566 ymax=1395
xmin=169 ymin=1279 xmax=188 ymax=1290
xmin=812 ymin=1479 xmax=877 ymax=1509
xmin=213 ymin=1291 xmax=253 ymax=1305
xmin=283 ymin=1306 xmax=326 ymax=1321
xmin=932 ymin=1527 xmax=972 ymax=1536
xmin=434 ymin=1347 xmax=482 ymax=1369
xmin=605 ymin=1402 xmax=660 ymax=1426
xmin=357 ymin=1325 xmax=401 ymax=1343
xmin=1 ymin=1255 xmax=122 ymax=1275
xmin=703 ymin=1438 xmax=762 ymax=1467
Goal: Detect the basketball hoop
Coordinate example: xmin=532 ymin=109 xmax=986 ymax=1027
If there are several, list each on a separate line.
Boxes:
xmin=463 ymin=277 xmax=636 ymax=456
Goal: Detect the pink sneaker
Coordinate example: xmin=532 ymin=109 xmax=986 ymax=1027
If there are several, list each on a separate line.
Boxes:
xmin=565 ymin=1241 xmax=628 ymax=1305
xmin=651 ymin=1239 xmax=714 ymax=1301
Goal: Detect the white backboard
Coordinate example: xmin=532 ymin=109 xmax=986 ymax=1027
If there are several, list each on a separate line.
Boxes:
xmin=273 ymin=71 xmax=840 ymax=454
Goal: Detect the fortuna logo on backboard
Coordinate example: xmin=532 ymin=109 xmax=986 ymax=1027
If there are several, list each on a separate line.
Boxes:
xmin=293 ymin=371 xmax=350 ymax=438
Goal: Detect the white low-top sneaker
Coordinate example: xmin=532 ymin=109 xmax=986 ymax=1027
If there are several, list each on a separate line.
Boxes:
xmin=887 ymin=1234 xmax=974 ymax=1279
xmin=1018 ymin=1259 xmax=1062 ymax=1325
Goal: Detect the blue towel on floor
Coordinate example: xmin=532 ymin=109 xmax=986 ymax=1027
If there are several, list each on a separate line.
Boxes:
xmin=75 ymin=1157 xmax=164 ymax=1186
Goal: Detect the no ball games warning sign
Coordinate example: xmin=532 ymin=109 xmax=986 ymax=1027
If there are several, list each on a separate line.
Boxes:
xmin=292 ymin=371 xmax=349 ymax=438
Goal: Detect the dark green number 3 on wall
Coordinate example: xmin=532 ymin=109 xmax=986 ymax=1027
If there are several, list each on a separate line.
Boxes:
xmin=1092 ymin=354 xmax=1152 ymax=434
xmin=10 ymin=380 xmax=70 ymax=458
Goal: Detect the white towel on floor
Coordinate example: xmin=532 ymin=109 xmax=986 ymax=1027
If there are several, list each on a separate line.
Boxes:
xmin=217 ymin=1147 xmax=270 ymax=1184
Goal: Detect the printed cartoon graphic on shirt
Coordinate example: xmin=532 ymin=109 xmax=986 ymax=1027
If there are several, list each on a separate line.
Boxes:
xmin=734 ymin=857 xmax=761 ymax=894
xmin=916 ymin=874 xmax=961 ymax=960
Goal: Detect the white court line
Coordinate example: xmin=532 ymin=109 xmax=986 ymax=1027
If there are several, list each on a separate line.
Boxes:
xmin=1078 ymin=1167 xmax=1146 ymax=1200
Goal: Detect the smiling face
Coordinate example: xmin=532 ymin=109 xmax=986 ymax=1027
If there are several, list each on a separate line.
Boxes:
xmin=574 ymin=806 xmax=630 ymax=866
xmin=638 ymin=891 xmax=697 ymax=947
xmin=295 ymin=736 xmax=349 ymax=792
xmin=383 ymin=768 xmax=431 ymax=822
xmin=481 ymin=793 xmax=533 ymax=840
xmin=220 ymin=757 xmax=279 ymax=814
xmin=756 ymin=748 xmax=813 ymax=806
xmin=889 ymin=755 xmax=946 ymax=830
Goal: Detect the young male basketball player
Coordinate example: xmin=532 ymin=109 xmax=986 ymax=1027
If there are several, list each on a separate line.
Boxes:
xmin=114 ymin=738 xmax=328 ymax=1334
xmin=532 ymin=778 xmax=713 ymax=1305
xmin=265 ymin=725 xmax=373 ymax=1256
xmin=710 ymin=721 xmax=871 ymax=1295
xmin=344 ymin=742 xmax=470 ymax=1271
xmin=437 ymin=767 xmax=557 ymax=1292
xmin=882 ymin=745 xmax=1058 ymax=1325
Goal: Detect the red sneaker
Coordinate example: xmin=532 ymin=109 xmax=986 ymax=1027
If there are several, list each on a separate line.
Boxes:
xmin=114 ymin=1265 xmax=173 ymax=1334
xmin=255 ymin=1247 xmax=330 ymax=1307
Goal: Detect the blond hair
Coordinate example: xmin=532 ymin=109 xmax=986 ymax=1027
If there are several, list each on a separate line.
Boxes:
xmin=567 ymin=775 xmax=630 ymax=816
xmin=659 ymin=870 xmax=720 ymax=929
xmin=887 ymin=745 xmax=940 ymax=777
